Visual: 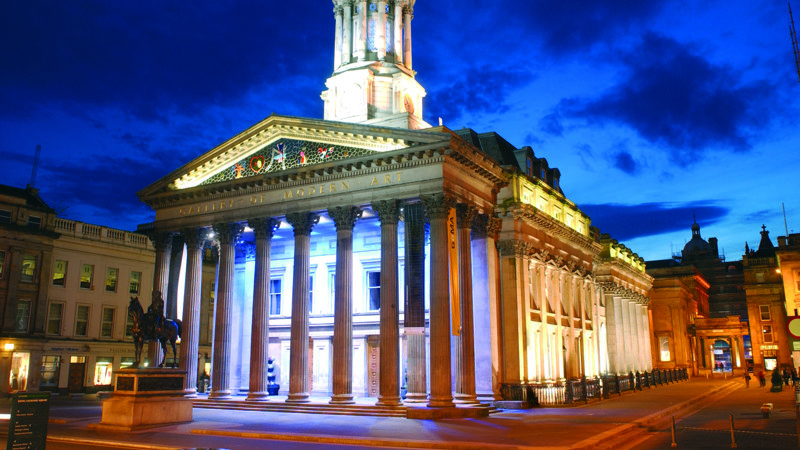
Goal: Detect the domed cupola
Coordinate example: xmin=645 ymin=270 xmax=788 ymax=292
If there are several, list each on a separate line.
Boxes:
xmin=682 ymin=220 xmax=712 ymax=260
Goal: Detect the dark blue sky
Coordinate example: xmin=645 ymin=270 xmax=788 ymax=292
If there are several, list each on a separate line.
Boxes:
xmin=1 ymin=1 xmax=798 ymax=260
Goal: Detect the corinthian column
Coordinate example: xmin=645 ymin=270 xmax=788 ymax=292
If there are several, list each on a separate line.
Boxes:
xmin=147 ymin=231 xmax=173 ymax=367
xmin=328 ymin=206 xmax=362 ymax=404
xmin=373 ymin=199 xmax=401 ymax=406
xmin=403 ymin=202 xmax=427 ymax=403
xmin=357 ymin=0 xmax=368 ymax=60
xmin=247 ymin=217 xmax=280 ymax=401
xmin=285 ymin=212 xmax=320 ymax=403
xmin=403 ymin=5 xmax=413 ymax=69
xmin=209 ymin=222 xmax=243 ymax=400
xmin=454 ymin=204 xmax=478 ymax=404
xmin=393 ymin=1 xmax=403 ymax=63
xmin=342 ymin=1 xmax=353 ymax=65
xmin=179 ymin=227 xmax=207 ymax=396
xmin=421 ymin=193 xmax=455 ymax=408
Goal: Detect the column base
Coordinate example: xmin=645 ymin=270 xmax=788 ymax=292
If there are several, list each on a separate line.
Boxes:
xmin=427 ymin=397 xmax=455 ymax=408
xmin=453 ymin=393 xmax=479 ymax=404
xmin=376 ymin=395 xmax=402 ymax=407
xmin=286 ymin=393 xmax=310 ymax=403
xmin=183 ymin=388 xmax=198 ymax=399
xmin=329 ymin=394 xmax=355 ymax=405
xmin=403 ymin=392 xmax=428 ymax=403
xmin=246 ymin=392 xmax=270 ymax=402
xmin=208 ymin=390 xmax=231 ymax=400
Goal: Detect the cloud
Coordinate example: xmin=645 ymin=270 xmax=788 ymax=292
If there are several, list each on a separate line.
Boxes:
xmin=580 ymin=202 xmax=728 ymax=242
xmin=613 ymin=151 xmax=637 ymax=174
xmin=555 ymin=33 xmax=777 ymax=165
xmin=424 ymin=65 xmax=530 ymax=124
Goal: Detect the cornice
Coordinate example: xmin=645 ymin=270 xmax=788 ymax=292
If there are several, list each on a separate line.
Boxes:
xmin=498 ymin=203 xmax=602 ymax=255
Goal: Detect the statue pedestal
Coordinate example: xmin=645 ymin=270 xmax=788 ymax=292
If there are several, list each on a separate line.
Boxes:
xmin=89 ymin=368 xmax=193 ymax=432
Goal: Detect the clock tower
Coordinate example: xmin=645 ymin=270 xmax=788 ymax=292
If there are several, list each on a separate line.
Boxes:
xmin=321 ymin=0 xmax=429 ymax=129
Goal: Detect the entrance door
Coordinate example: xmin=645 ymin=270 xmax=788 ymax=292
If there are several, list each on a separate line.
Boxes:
xmin=713 ymin=340 xmax=732 ymax=372
xmin=68 ymin=356 xmax=86 ymax=393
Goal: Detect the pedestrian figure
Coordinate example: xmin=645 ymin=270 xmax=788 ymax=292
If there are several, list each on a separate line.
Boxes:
xmin=744 ymin=372 xmax=751 ymax=387
xmin=758 ymin=371 xmax=766 ymax=387
xmin=792 ymin=367 xmax=798 ymax=386
xmin=783 ymin=368 xmax=791 ymax=386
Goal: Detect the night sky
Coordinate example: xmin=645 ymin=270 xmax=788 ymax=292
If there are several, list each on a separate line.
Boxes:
xmin=1 ymin=1 xmax=798 ymax=261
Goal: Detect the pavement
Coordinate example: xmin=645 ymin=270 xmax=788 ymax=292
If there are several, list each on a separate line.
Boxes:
xmin=0 ymin=376 xmax=796 ymax=450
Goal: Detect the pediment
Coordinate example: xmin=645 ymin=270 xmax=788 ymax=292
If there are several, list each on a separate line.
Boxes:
xmin=138 ymin=114 xmax=445 ymax=199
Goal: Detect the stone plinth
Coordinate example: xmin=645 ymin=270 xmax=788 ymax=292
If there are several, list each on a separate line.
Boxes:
xmin=90 ymin=368 xmax=193 ymax=431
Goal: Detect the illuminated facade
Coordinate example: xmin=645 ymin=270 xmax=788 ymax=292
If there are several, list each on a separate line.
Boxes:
xmin=0 ymin=185 xmax=192 ymax=396
xmin=134 ymin=1 xmax=656 ymax=411
xmin=777 ymin=232 xmax=800 ymax=367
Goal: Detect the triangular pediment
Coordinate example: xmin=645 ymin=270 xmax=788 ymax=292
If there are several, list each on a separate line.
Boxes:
xmin=138 ymin=114 xmax=447 ymax=199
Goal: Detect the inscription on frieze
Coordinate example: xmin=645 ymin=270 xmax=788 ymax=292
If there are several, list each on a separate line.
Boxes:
xmin=138 ymin=376 xmax=184 ymax=392
xmin=116 ymin=376 xmax=135 ymax=391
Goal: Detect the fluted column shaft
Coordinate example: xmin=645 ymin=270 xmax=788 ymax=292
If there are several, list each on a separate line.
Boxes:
xmin=403 ymin=202 xmax=427 ymax=403
xmin=179 ymin=228 xmax=206 ymax=395
xmin=329 ymin=206 xmax=362 ymax=404
xmin=286 ymin=212 xmax=319 ymax=403
xmin=454 ymin=204 xmax=478 ymax=403
xmin=374 ymin=199 xmax=401 ymax=406
xmin=333 ymin=5 xmax=343 ymax=68
xmin=421 ymin=193 xmax=454 ymax=408
xmin=209 ymin=223 xmax=243 ymax=399
xmin=342 ymin=1 xmax=353 ymax=65
xmin=376 ymin=1 xmax=387 ymax=60
xmin=393 ymin=2 xmax=403 ymax=63
xmin=246 ymin=218 xmax=279 ymax=401
xmin=357 ymin=0 xmax=368 ymax=60
xmin=403 ymin=6 xmax=412 ymax=69
xmin=147 ymin=232 xmax=173 ymax=367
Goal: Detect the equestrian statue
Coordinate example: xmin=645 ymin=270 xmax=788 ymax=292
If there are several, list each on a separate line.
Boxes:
xmin=128 ymin=292 xmax=182 ymax=368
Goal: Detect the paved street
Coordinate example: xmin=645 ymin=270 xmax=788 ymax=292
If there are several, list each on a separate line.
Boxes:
xmin=0 ymin=377 xmax=796 ymax=449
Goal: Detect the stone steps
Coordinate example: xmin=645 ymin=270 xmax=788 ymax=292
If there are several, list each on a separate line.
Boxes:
xmin=193 ymin=399 xmax=408 ymax=417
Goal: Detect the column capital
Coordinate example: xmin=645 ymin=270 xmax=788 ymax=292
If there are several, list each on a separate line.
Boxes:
xmin=146 ymin=230 xmax=174 ymax=252
xmin=471 ymin=214 xmax=489 ymax=239
xmin=248 ymin=217 xmax=280 ymax=240
xmin=334 ymin=4 xmax=344 ymax=15
xmin=182 ymin=227 xmax=209 ymax=250
xmin=286 ymin=212 xmax=320 ymax=236
xmin=373 ymin=199 xmax=401 ymax=225
xmin=213 ymin=222 xmax=244 ymax=245
xmin=497 ymin=240 xmax=533 ymax=258
xmin=455 ymin=204 xmax=478 ymax=229
xmin=420 ymin=193 xmax=454 ymax=219
xmin=329 ymin=205 xmax=363 ymax=231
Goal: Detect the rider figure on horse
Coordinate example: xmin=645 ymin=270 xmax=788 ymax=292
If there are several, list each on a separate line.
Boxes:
xmin=148 ymin=291 xmax=165 ymax=337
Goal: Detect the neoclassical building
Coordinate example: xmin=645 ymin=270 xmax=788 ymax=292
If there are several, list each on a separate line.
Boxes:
xmin=135 ymin=1 xmax=654 ymax=410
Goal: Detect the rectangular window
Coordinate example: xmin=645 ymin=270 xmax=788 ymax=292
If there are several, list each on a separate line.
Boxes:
xmin=47 ymin=303 xmax=64 ymax=335
xmin=105 ymin=267 xmax=118 ymax=292
xmin=329 ymin=271 xmax=336 ymax=309
xmin=659 ymin=336 xmax=671 ymax=361
xmin=93 ymin=357 xmax=113 ymax=385
xmin=21 ymin=255 xmax=36 ymax=283
xmin=270 ymin=278 xmax=282 ymax=315
xmin=75 ymin=305 xmax=90 ymax=337
xmin=763 ymin=325 xmax=773 ymax=343
xmin=80 ymin=264 xmax=94 ymax=289
xmin=52 ymin=260 xmax=67 ymax=286
xmin=125 ymin=313 xmax=134 ymax=339
xmin=759 ymin=304 xmax=771 ymax=321
xmin=15 ymin=300 xmax=31 ymax=333
xmin=27 ymin=216 xmax=41 ymax=229
xmin=0 ymin=250 xmax=4 ymax=279
xmin=129 ymin=271 xmax=141 ymax=294
xmin=100 ymin=307 xmax=114 ymax=338
xmin=367 ymin=271 xmax=381 ymax=311
xmin=0 ymin=210 xmax=10 ymax=223
xmin=526 ymin=158 xmax=532 ymax=177
xmin=40 ymin=356 xmax=61 ymax=389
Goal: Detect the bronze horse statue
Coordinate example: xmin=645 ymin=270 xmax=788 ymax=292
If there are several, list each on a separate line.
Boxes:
xmin=128 ymin=296 xmax=182 ymax=368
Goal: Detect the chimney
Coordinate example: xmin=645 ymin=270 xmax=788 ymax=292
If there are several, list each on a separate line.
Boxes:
xmin=708 ymin=237 xmax=719 ymax=258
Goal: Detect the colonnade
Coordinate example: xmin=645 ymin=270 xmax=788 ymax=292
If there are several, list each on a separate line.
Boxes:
xmin=148 ymin=193 xmax=493 ymax=407
xmin=332 ymin=0 xmax=412 ymax=69
xmin=603 ymin=284 xmax=652 ymax=374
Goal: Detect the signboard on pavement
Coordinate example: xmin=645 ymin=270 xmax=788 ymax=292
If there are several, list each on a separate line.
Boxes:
xmin=7 ymin=392 xmax=51 ymax=450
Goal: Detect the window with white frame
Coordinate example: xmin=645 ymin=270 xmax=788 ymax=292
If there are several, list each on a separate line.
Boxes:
xmin=125 ymin=313 xmax=134 ymax=339
xmin=47 ymin=303 xmax=64 ymax=335
xmin=129 ymin=271 xmax=141 ymax=294
xmin=366 ymin=270 xmax=381 ymax=311
xmin=0 ymin=210 xmax=10 ymax=223
xmin=270 ymin=278 xmax=282 ymax=315
xmin=763 ymin=325 xmax=773 ymax=343
xmin=328 ymin=268 xmax=336 ymax=310
xmin=105 ymin=267 xmax=118 ymax=293
xmin=52 ymin=260 xmax=67 ymax=286
xmin=100 ymin=307 xmax=114 ymax=338
xmin=21 ymin=254 xmax=36 ymax=283
xmin=0 ymin=250 xmax=5 ymax=279
xmin=75 ymin=305 xmax=90 ymax=337
xmin=27 ymin=216 xmax=41 ymax=229
xmin=659 ymin=336 xmax=671 ymax=361
xmin=308 ymin=275 xmax=315 ymax=314
xmin=80 ymin=264 xmax=94 ymax=289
